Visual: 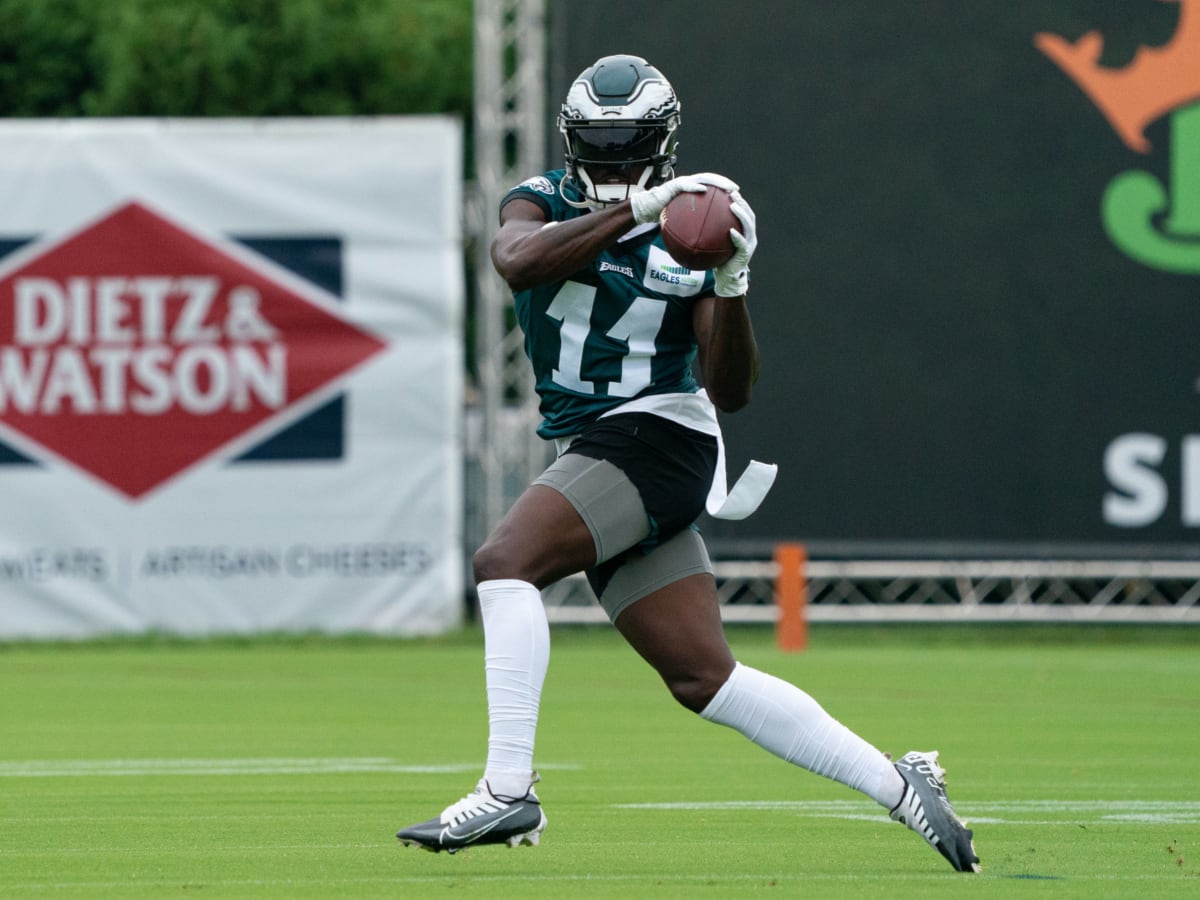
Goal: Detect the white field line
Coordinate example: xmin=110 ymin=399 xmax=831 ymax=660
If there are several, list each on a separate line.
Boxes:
xmin=2 ymin=759 xmax=1195 ymax=825
xmin=618 ymin=800 xmax=1200 ymax=811
xmin=0 ymin=758 xmax=581 ymax=777
xmin=615 ymin=799 xmax=1200 ymax=825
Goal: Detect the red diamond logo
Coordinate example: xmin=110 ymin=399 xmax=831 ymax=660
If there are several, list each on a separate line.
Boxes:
xmin=0 ymin=201 xmax=388 ymax=499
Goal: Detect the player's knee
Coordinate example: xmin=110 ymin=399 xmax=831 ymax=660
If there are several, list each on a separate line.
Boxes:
xmin=471 ymin=535 xmax=548 ymax=585
xmin=472 ymin=540 xmax=514 ymax=584
xmin=664 ymin=670 xmax=727 ymax=714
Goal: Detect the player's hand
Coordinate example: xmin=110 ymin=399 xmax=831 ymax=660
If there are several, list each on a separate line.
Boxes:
xmin=629 ymin=172 xmax=740 ymax=225
xmin=714 ymin=191 xmax=757 ymax=297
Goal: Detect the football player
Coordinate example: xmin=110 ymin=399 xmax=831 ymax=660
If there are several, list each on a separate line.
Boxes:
xmin=397 ymin=54 xmax=979 ymax=873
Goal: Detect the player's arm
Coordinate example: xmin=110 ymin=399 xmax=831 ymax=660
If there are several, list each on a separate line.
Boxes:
xmin=490 ymin=197 xmax=637 ymax=292
xmin=491 ymin=174 xmax=736 ymax=292
xmin=694 ymin=192 xmax=760 ymax=413
xmin=694 ymin=295 xmax=759 ymax=412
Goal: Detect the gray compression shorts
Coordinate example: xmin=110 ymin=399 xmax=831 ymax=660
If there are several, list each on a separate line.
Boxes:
xmin=533 ymin=452 xmax=713 ymax=622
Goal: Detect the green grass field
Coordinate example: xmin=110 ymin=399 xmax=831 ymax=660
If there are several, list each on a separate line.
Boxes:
xmin=1 ymin=624 xmax=1197 ymax=898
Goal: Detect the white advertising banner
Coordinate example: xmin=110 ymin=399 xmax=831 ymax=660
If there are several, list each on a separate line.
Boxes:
xmin=0 ymin=118 xmax=463 ymax=638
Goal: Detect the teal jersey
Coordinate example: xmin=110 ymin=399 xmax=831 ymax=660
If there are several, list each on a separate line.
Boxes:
xmin=502 ymin=170 xmax=717 ymax=438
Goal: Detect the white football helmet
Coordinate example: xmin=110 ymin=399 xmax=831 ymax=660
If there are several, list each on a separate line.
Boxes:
xmin=557 ymin=54 xmax=681 ymax=209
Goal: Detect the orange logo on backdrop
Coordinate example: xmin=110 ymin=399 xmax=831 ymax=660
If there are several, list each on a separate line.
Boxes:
xmin=1036 ymin=0 xmax=1200 ymax=273
xmin=1035 ymin=0 xmax=1200 ymax=153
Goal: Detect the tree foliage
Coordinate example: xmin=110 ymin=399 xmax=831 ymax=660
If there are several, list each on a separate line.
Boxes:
xmin=0 ymin=0 xmax=472 ymax=117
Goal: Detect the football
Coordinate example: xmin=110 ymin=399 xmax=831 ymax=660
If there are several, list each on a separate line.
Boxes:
xmin=659 ymin=187 xmax=740 ymax=270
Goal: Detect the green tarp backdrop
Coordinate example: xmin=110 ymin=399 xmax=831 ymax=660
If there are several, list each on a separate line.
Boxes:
xmin=552 ymin=0 xmax=1200 ymax=554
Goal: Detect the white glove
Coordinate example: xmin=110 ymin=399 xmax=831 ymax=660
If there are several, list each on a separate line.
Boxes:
xmin=714 ymin=191 xmax=757 ymax=297
xmin=629 ymin=172 xmax=740 ymax=225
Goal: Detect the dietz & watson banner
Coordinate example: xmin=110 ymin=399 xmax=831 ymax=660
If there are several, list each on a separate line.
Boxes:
xmin=0 ymin=119 xmax=463 ymax=637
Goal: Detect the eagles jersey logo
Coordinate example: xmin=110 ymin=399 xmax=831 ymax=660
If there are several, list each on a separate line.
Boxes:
xmin=517 ymin=176 xmax=555 ymax=196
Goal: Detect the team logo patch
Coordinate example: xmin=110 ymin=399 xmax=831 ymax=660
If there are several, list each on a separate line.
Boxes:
xmin=0 ymin=201 xmax=387 ymax=499
xmin=517 ymin=176 xmax=556 ymax=196
xmin=644 ymin=245 xmax=705 ymax=296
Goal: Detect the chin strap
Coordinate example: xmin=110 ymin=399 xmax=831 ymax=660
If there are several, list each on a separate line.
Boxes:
xmin=561 ymin=164 xmax=666 ymax=211
xmin=558 ymin=175 xmax=595 ymax=210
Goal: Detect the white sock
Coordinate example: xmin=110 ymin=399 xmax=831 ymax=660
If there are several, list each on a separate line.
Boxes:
xmin=478 ymin=579 xmax=549 ymax=799
xmin=700 ymin=662 xmax=904 ymax=809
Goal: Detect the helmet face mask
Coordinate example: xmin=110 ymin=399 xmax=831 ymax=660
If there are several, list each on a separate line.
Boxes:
xmin=558 ymin=55 xmax=680 ymax=209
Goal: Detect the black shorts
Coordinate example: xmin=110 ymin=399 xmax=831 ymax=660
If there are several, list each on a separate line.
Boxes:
xmin=541 ymin=412 xmax=716 ymax=605
xmin=563 ymin=412 xmax=718 ymax=546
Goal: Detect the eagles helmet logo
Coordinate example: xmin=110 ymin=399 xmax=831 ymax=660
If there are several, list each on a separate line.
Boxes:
xmin=557 ymin=54 xmax=681 ymax=209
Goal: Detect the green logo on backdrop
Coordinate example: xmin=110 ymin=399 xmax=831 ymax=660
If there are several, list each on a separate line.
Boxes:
xmin=1103 ymin=104 xmax=1200 ymax=273
xmin=1036 ymin=1 xmax=1200 ymax=273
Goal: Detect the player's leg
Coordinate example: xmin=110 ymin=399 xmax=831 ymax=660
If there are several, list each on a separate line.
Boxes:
xmin=472 ymin=481 xmax=600 ymax=590
xmin=599 ymin=540 xmax=736 ymax=713
xmin=608 ymin=543 xmax=904 ymax=805
xmin=467 ymin=479 xmax=612 ymax=803
xmin=463 ymin=413 xmax=685 ymax=806
xmin=469 ymin=448 xmax=656 ymax=794
xmin=607 ymin=545 xmax=979 ymax=871
xmin=398 ymin=453 xmax=651 ymax=853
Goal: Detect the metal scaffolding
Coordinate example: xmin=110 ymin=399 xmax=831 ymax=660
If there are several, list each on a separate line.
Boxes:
xmin=469 ymin=0 xmax=550 ymax=551
xmin=541 ymin=559 xmax=1200 ymax=625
